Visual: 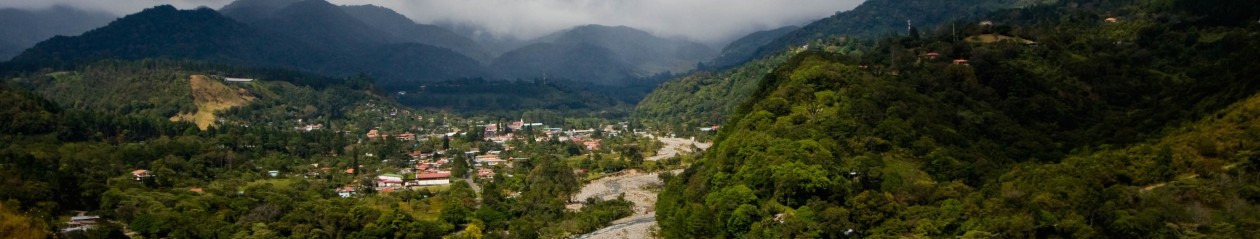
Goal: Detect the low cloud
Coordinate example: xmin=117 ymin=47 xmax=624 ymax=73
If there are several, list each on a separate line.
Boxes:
xmin=0 ymin=0 xmax=863 ymax=44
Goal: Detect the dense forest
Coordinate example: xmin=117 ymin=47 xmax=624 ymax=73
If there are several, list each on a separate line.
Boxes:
xmin=656 ymin=0 xmax=1260 ymax=237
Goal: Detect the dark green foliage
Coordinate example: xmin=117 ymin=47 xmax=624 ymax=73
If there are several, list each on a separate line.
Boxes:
xmin=709 ymin=26 xmax=800 ymax=69
xmin=655 ymin=0 xmax=1260 ymax=237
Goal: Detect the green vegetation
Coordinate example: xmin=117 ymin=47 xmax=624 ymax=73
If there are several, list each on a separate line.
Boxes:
xmin=656 ymin=0 xmax=1260 ymax=237
xmin=635 ymin=51 xmax=794 ymax=136
xmin=0 ymin=60 xmax=635 ymax=238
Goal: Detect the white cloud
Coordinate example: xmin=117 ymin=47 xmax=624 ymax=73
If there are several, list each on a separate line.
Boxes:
xmin=0 ymin=0 xmax=863 ymax=44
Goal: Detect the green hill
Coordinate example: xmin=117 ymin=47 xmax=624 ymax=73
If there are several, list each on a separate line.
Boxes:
xmin=655 ymin=0 xmax=1260 ymax=237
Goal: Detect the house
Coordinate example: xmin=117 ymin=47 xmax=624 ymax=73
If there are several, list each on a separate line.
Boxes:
xmin=298 ymin=124 xmax=323 ymax=131
xmin=924 ymin=52 xmax=940 ymax=60
xmin=414 ymin=172 xmax=452 ymax=186
xmin=396 ymin=132 xmax=416 ymax=141
xmin=979 ymin=20 xmax=994 ymax=26
xmin=1105 ymin=17 xmax=1119 ymax=23
xmin=132 ymin=169 xmax=152 ymax=181
xmin=376 ymin=174 xmax=405 ymax=188
xmin=224 ymin=77 xmax=254 ymax=82
xmin=477 ymin=169 xmax=495 ymax=178
xmin=190 ymin=187 xmax=204 ymax=193
xmin=484 ymin=124 xmax=499 ymax=137
xmin=267 ymin=170 xmax=280 ymax=177
xmin=699 ymin=125 xmax=720 ymax=132
xmin=367 ymin=129 xmax=380 ymax=139
xmin=345 ymin=168 xmax=355 ymax=174
xmin=509 ymin=120 xmax=525 ymax=131
xmin=583 ymin=140 xmax=602 ymax=150
xmin=953 ymin=59 xmax=970 ymax=64
xmin=475 ymin=155 xmax=507 ymax=167
xmin=62 ymin=213 xmax=101 ymax=233
xmin=336 ymin=186 xmax=356 ymax=198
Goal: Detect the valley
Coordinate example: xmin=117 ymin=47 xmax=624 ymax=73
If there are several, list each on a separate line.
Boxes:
xmin=2 ymin=0 xmax=1260 ymax=238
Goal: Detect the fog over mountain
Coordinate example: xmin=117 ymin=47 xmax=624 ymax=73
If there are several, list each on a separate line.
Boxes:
xmin=0 ymin=0 xmax=862 ymax=45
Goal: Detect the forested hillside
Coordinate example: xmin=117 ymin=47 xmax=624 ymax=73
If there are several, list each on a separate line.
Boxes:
xmin=635 ymin=51 xmax=797 ymax=135
xmin=737 ymin=0 xmax=1049 ymax=68
xmin=656 ymin=0 xmax=1260 ymax=237
xmin=636 ymin=0 xmax=1037 ymax=135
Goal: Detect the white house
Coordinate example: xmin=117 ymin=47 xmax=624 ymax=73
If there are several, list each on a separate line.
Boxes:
xmin=413 ymin=172 xmax=451 ymax=186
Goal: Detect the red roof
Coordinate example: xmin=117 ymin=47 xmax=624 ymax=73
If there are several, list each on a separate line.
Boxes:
xmin=953 ymin=59 xmax=970 ymax=64
xmin=417 ymin=172 xmax=451 ymax=180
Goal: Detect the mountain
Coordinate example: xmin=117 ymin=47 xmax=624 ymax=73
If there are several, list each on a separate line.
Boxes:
xmin=655 ymin=0 xmax=1260 ymax=237
xmin=4 ymin=4 xmax=489 ymax=92
xmin=637 ymin=0 xmax=1050 ymax=132
xmin=739 ymin=0 xmax=1050 ymax=66
xmin=492 ymin=25 xmax=716 ymax=85
xmin=217 ymin=0 xmax=301 ymax=23
xmin=340 ymin=5 xmax=493 ymax=63
xmin=3 ymin=5 xmax=327 ymax=72
xmin=0 ymin=6 xmax=115 ymax=61
xmin=236 ymin=0 xmax=397 ymax=51
xmin=634 ymin=50 xmax=795 ymax=134
xmin=707 ymin=26 xmax=799 ymax=69
xmin=217 ymin=0 xmax=490 ymax=87
xmin=437 ymin=21 xmax=533 ymax=58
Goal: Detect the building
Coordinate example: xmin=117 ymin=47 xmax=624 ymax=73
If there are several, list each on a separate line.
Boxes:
xmin=132 ymin=169 xmax=152 ymax=181
xmin=1105 ymin=17 xmax=1119 ymax=23
xmin=484 ymin=124 xmax=499 ymax=137
xmin=300 ymin=124 xmax=323 ymax=131
xmin=953 ymin=59 xmax=970 ymax=64
xmin=376 ymin=174 xmax=405 ymax=188
xmin=475 ymin=155 xmax=507 ymax=167
xmin=63 ymin=214 xmax=101 ymax=233
xmin=924 ymin=52 xmax=940 ymax=60
xmin=396 ymin=132 xmax=416 ymax=141
xmin=414 ymin=172 xmax=452 ymax=186
xmin=224 ymin=77 xmax=254 ymax=82
xmin=336 ymin=186 xmax=356 ymax=198
xmin=367 ymin=129 xmax=380 ymax=139
xmin=477 ymin=169 xmax=496 ymax=178
xmin=583 ymin=140 xmax=602 ymax=150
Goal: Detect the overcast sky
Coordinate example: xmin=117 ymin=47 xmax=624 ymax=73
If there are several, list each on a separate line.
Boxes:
xmin=0 ymin=0 xmax=863 ymax=44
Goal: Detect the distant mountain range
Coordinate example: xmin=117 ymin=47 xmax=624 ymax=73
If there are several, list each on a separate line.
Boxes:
xmin=493 ymin=25 xmax=716 ymax=85
xmin=0 ymin=6 xmax=115 ymax=61
xmin=1 ymin=0 xmax=727 ymax=89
